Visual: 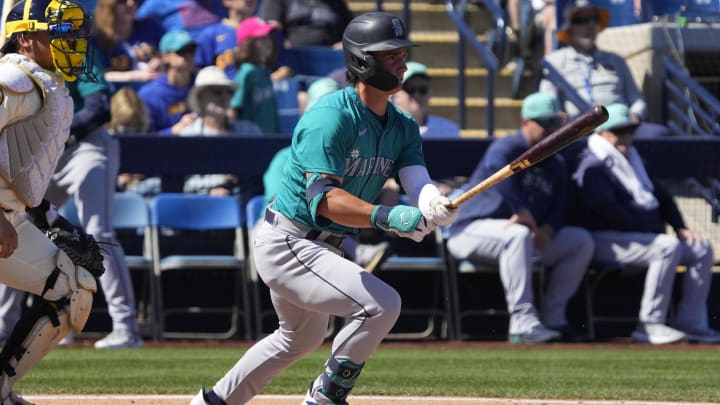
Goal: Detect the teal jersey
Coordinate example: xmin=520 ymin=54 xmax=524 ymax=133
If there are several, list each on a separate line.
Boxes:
xmin=274 ymin=87 xmax=426 ymax=235
xmin=68 ymin=47 xmax=109 ymax=112
xmin=230 ymin=62 xmax=279 ymax=134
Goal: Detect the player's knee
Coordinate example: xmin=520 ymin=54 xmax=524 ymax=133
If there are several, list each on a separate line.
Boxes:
xmin=371 ymin=286 xmax=401 ymax=325
xmin=503 ymin=224 xmax=532 ymax=250
xmin=655 ymin=234 xmax=681 ymax=258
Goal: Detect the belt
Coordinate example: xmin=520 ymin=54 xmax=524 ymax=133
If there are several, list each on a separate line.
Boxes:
xmin=264 ymin=209 xmax=346 ymax=249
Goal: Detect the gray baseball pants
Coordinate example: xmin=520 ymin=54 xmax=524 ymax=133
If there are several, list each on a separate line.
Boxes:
xmin=591 ymin=231 xmax=714 ymax=328
xmin=209 ymin=210 xmax=400 ymax=404
xmin=447 ymin=220 xmax=594 ymax=334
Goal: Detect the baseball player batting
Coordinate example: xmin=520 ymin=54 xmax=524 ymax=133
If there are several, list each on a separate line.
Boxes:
xmin=190 ymin=11 xmax=460 ymax=405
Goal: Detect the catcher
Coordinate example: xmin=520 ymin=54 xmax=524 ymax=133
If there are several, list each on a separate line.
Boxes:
xmin=0 ymin=1 xmax=103 ymax=404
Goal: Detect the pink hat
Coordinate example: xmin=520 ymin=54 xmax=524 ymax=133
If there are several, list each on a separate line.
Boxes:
xmin=236 ymin=17 xmax=276 ymax=43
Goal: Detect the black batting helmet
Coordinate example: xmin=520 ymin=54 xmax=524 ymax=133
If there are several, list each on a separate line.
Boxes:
xmin=342 ymin=12 xmax=417 ymax=91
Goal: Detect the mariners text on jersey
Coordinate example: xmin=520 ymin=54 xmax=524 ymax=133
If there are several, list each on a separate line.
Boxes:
xmin=345 ymin=153 xmax=395 ymax=178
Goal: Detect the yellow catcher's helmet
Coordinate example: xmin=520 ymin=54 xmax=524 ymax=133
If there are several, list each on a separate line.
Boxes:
xmin=2 ymin=0 xmax=92 ymax=82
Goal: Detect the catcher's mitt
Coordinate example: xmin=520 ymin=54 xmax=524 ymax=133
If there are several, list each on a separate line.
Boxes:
xmin=46 ymin=217 xmax=106 ymax=278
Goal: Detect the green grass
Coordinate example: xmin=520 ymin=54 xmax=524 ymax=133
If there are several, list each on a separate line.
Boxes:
xmin=17 ymin=345 xmax=720 ymax=402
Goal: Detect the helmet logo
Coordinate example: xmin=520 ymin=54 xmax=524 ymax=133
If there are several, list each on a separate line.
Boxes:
xmin=391 ymin=19 xmax=404 ymax=38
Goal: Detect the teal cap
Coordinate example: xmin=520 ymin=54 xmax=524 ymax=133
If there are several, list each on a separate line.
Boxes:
xmin=596 ymin=103 xmax=639 ymax=132
xmin=159 ymin=30 xmax=195 ymax=53
xmin=521 ymin=92 xmax=560 ymax=120
xmin=403 ymin=61 xmax=429 ymax=83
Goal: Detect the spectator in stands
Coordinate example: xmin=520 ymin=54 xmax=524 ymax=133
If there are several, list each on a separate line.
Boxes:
xmin=230 ymin=17 xmax=281 ymax=134
xmin=138 ymin=30 xmax=198 ymax=135
xmin=507 ymin=0 xmax=556 ymax=57
xmin=59 ymin=53 xmax=143 ymax=349
xmin=181 ymin=66 xmax=263 ymax=196
xmin=539 ymin=0 xmax=671 ymax=138
xmin=446 ymin=92 xmax=594 ymax=343
xmin=194 ymin=0 xmax=258 ymax=78
xmin=390 ymin=61 xmax=461 ymax=139
xmin=92 ymin=0 xmax=164 ymax=90
xmin=570 ymin=103 xmax=720 ymax=344
xmin=111 ymin=87 xmax=163 ymax=196
xmin=135 ymin=0 xmax=225 ymax=41
xmin=506 ymin=0 xmax=556 ymax=98
xmin=258 ymin=0 xmax=354 ymax=48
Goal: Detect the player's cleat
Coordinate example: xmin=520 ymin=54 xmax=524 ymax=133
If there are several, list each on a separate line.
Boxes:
xmin=631 ymin=322 xmax=685 ymax=344
xmin=94 ymin=331 xmax=143 ymax=349
xmin=189 ymin=387 xmax=225 ymax=405
xmin=189 ymin=388 xmax=206 ymax=405
xmin=509 ymin=324 xmax=561 ymax=344
xmin=58 ymin=332 xmax=75 ymax=346
xmin=0 ymin=384 xmax=33 ymax=405
xmin=302 ymin=381 xmax=349 ymax=405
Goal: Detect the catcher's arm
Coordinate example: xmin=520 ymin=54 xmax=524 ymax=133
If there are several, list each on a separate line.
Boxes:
xmin=26 ymin=200 xmax=106 ymax=278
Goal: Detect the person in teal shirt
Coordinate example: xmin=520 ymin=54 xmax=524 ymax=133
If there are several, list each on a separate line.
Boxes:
xmin=191 ymin=12 xmax=460 ymax=405
xmin=230 ymin=17 xmax=280 ymax=134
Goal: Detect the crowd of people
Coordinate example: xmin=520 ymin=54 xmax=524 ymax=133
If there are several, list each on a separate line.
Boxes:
xmin=0 ymin=0 xmax=716 ymax=403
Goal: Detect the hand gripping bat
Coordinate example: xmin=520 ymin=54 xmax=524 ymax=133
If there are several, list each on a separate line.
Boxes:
xmin=446 ymin=105 xmax=609 ymax=209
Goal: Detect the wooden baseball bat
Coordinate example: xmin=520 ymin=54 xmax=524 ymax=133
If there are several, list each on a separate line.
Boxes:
xmin=446 ymin=105 xmax=609 ymax=209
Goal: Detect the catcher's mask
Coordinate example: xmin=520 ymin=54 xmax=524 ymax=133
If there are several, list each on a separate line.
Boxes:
xmin=2 ymin=0 xmax=93 ymax=82
xmin=342 ymin=12 xmax=417 ymax=91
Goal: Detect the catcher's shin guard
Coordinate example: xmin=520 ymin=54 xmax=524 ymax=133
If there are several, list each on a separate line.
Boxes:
xmin=53 ymin=249 xmax=96 ymax=331
xmin=0 ymin=299 xmax=71 ymax=403
xmin=0 ymin=250 xmax=97 ymax=403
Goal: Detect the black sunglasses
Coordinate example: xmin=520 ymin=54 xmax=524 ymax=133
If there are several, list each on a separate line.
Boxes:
xmin=404 ymin=84 xmax=429 ymax=97
xmin=571 ymin=15 xmax=600 ymax=25
xmin=533 ymin=116 xmax=562 ymax=129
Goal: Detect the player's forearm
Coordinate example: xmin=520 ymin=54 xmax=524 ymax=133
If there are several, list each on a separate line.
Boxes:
xmin=316 ymin=188 xmax=377 ymax=228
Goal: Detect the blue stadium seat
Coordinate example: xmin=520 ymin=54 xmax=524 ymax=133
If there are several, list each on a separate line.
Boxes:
xmin=149 ymin=193 xmax=252 ymax=340
xmin=57 ymin=192 xmax=156 ymax=338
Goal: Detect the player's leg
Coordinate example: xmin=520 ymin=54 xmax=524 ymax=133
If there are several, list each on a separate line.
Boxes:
xmin=0 ymin=211 xmax=96 ymax=404
xmin=539 ymin=226 xmax=594 ymax=331
xmin=47 ymin=132 xmax=141 ymax=348
xmin=592 ymin=231 xmax=685 ymax=344
xmin=195 ymin=290 xmax=329 ymax=405
xmin=447 ymin=219 xmax=555 ymax=341
xmin=0 ymin=286 xmax=25 ymax=346
xmin=674 ymin=239 xmax=719 ymax=341
xmin=592 ymin=231 xmax=681 ymax=323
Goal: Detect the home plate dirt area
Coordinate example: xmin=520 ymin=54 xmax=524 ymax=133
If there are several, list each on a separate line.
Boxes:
xmin=22 ymin=395 xmax=720 ymax=405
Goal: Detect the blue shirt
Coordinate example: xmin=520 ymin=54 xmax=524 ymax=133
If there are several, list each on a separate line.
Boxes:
xmin=449 ymin=131 xmax=568 ymax=236
xmin=194 ymin=20 xmax=239 ymax=78
xmin=136 ymin=0 xmax=225 ymax=40
xmin=138 ymin=74 xmax=192 ymax=134
xmin=423 ymin=114 xmax=461 ymax=138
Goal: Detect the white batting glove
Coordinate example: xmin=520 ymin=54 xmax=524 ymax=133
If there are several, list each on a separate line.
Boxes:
xmin=422 ymin=195 xmax=459 ymax=227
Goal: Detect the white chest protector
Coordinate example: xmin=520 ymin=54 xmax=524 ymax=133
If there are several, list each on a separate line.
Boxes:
xmin=0 ymin=54 xmax=73 ymax=207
